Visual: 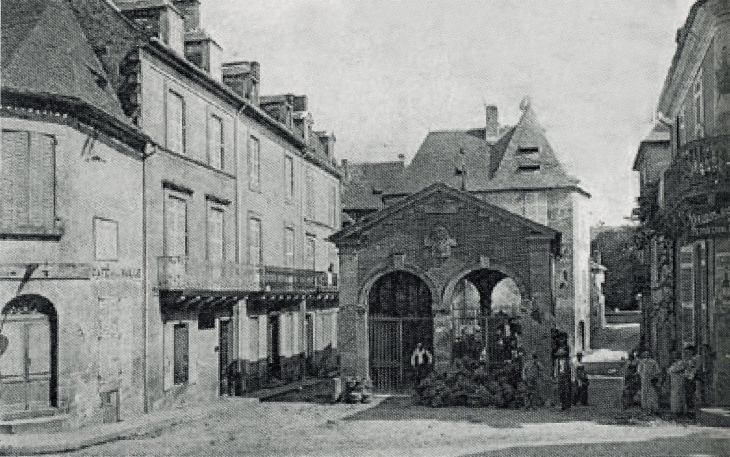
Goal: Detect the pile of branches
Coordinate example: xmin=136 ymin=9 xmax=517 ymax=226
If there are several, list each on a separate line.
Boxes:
xmin=414 ymin=357 xmax=531 ymax=408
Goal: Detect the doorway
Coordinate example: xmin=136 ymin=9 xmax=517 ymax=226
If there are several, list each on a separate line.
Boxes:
xmin=368 ymin=271 xmax=433 ymax=392
xmin=218 ymin=319 xmax=232 ymax=395
xmin=0 ymin=295 xmax=57 ymax=411
xmin=267 ymin=314 xmax=281 ymax=380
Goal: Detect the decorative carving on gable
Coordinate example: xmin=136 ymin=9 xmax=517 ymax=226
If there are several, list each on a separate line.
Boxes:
xmin=421 ymin=196 xmax=463 ymax=214
xmin=425 ymin=225 xmax=457 ymax=258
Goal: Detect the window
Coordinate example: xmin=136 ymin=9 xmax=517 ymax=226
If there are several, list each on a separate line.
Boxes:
xmin=249 ymin=136 xmax=260 ymax=190
xmin=517 ymin=146 xmax=539 ymax=155
xmin=328 ymin=184 xmax=337 ymax=227
xmin=166 ymin=90 xmax=185 ymax=154
xmin=306 ymin=170 xmax=315 ymax=220
xmin=164 ymin=194 xmax=188 ymax=257
xmin=694 ymin=70 xmax=704 ymax=137
xmin=249 ymin=317 xmax=260 ymax=360
xmin=248 ymin=217 xmax=262 ymax=266
xmin=94 ymin=217 xmax=118 ymax=261
xmin=284 ymin=227 xmax=295 ymax=268
xmin=206 ymin=205 xmax=224 ymax=263
xmin=208 ymin=114 xmax=224 ymax=169
xmin=517 ymin=164 xmax=541 ymax=173
xmin=523 ymin=192 xmax=548 ymax=225
xmin=284 ymin=155 xmax=294 ymax=200
xmin=173 ymin=323 xmax=189 ymax=384
xmin=0 ymin=130 xmax=55 ymax=232
xmin=305 ymin=235 xmax=316 ymax=271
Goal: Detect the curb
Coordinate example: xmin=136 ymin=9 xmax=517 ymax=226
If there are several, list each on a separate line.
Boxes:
xmin=0 ymin=411 xmax=205 ymax=456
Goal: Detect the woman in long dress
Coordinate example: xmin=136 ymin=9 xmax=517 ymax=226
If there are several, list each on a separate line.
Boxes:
xmin=668 ymin=352 xmax=687 ymax=416
xmin=637 ymin=350 xmax=659 ymax=413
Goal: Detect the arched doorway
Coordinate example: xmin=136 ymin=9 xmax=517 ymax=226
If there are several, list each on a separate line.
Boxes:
xmin=0 ymin=295 xmax=58 ymax=411
xmin=368 ymin=271 xmax=432 ymax=392
xmin=450 ymin=270 xmax=523 ymax=368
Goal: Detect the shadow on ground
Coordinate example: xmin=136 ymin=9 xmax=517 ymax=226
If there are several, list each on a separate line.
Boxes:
xmin=342 ymin=395 xmax=658 ymax=428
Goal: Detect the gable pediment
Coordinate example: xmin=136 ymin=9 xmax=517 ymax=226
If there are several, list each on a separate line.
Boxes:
xmin=330 ymin=183 xmax=559 ymax=246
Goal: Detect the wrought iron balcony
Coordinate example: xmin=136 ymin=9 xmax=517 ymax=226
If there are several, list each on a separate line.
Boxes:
xmin=157 ymin=257 xmax=263 ymax=292
xmin=664 ymin=135 xmax=730 ymax=204
xmin=262 ymin=266 xmax=338 ymax=293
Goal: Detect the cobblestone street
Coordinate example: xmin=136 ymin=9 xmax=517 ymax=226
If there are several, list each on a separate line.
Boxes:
xmin=69 ymin=379 xmax=730 ymax=457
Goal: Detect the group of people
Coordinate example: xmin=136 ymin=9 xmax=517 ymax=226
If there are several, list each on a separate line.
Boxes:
xmin=623 ymin=345 xmax=703 ymax=417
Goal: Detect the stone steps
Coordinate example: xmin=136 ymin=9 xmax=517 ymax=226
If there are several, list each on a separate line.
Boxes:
xmin=0 ymin=414 xmax=70 ymax=434
xmin=698 ymin=408 xmax=730 ymax=427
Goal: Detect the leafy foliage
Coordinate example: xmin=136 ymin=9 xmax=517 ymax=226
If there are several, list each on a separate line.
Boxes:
xmin=591 ymin=226 xmax=646 ymax=311
xmin=413 ymin=357 xmax=531 ymax=409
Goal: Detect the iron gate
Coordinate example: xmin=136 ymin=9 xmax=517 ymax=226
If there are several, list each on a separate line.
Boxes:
xmin=369 ymin=316 xmax=433 ymax=392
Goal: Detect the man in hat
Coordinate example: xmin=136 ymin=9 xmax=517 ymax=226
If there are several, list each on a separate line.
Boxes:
xmin=683 ymin=345 xmax=700 ymax=413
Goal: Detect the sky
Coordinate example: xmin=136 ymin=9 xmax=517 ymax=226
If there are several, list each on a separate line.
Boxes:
xmin=201 ymin=0 xmax=696 ymax=226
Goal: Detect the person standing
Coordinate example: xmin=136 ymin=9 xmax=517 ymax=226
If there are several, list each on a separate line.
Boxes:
xmin=622 ymin=351 xmax=641 ymax=409
xmin=522 ymin=352 xmax=545 ymax=409
xmin=637 ymin=350 xmax=660 ymax=414
xmin=410 ymin=342 xmax=432 ymax=387
xmin=668 ymin=351 xmax=687 ymax=417
xmin=573 ymin=352 xmax=589 ymax=405
xmin=554 ymin=348 xmax=572 ymax=410
xmin=683 ymin=345 xmax=699 ymax=414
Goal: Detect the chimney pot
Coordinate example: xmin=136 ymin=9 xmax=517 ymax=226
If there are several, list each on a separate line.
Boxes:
xmin=485 ymin=104 xmax=499 ymax=144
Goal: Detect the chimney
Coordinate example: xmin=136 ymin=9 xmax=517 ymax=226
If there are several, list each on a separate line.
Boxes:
xmin=317 ymin=132 xmax=336 ymax=159
xmin=222 ymin=61 xmax=260 ymax=104
xmin=485 ymin=104 xmax=500 ymax=144
xmin=172 ymin=0 xmax=201 ymax=32
xmin=117 ymin=1 xmax=185 ymax=55
xmin=341 ymin=159 xmax=350 ymax=181
xmin=184 ymin=30 xmax=222 ymax=80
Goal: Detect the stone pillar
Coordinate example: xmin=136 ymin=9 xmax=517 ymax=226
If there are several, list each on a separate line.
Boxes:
xmin=432 ymin=313 xmax=452 ymax=373
xmin=337 ymin=247 xmax=367 ymax=377
xmin=528 ymin=238 xmax=552 ymax=317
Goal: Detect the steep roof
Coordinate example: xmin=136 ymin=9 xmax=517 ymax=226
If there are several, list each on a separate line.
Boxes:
xmin=1 ymin=0 xmax=129 ymax=124
xmin=478 ymin=106 xmax=586 ymax=194
xmin=400 ymin=131 xmax=492 ymax=193
xmin=632 ymin=123 xmax=671 ymax=171
xmin=342 ymin=161 xmax=405 ymax=210
xmin=331 ymin=182 xmax=561 ymax=245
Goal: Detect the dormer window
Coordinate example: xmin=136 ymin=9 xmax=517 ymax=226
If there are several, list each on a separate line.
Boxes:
xmin=517 ymin=164 xmax=541 ymax=173
xmin=517 ymin=146 xmax=539 ymax=155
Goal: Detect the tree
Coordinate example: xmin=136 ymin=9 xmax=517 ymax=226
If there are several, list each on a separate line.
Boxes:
xmin=591 ymin=226 xmax=645 ymax=311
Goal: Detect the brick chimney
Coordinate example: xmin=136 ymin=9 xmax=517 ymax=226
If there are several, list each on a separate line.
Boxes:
xmin=341 ymin=159 xmax=350 ymax=181
xmin=316 ymin=132 xmax=336 ymax=159
xmin=222 ymin=61 xmax=260 ymax=104
xmin=172 ymin=0 xmax=200 ymax=31
xmin=183 ymin=29 xmax=222 ymax=80
xmin=485 ymin=104 xmax=500 ymax=144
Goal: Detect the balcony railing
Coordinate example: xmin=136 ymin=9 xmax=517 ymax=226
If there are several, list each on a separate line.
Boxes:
xmin=664 ymin=135 xmax=730 ymax=204
xmin=262 ymin=266 xmax=338 ymax=293
xmin=157 ymin=257 xmax=338 ymax=293
xmin=158 ymin=257 xmax=263 ymax=291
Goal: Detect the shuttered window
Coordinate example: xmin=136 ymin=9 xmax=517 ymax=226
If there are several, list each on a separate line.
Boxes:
xmin=0 ymin=130 xmax=55 ymax=233
xmin=164 ymin=195 xmax=188 ymax=257
xmin=207 ymin=206 xmax=224 ymax=263
xmin=523 ymin=192 xmax=548 ymax=225
xmin=166 ymin=91 xmax=185 ymax=154
xmin=248 ymin=217 xmax=262 ymax=266
xmin=208 ymin=114 xmax=224 ymax=169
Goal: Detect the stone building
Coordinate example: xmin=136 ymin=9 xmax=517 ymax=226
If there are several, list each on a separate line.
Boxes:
xmin=331 ymin=183 xmax=561 ymax=391
xmin=633 ymin=0 xmax=730 ymax=411
xmin=1 ymin=0 xmax=341 ymax=428
xmin=343 ymin=100 xmax=592 ymax=353
xmin=0 ymin=0 xmax=148 ymax=428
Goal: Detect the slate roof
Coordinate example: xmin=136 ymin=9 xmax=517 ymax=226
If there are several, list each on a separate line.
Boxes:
xmin=2 ymin=0 xmax=130 ymax=125
xmin=478 ymin=106 xmax=585 ymax=194
xmin=400 ymin=131 xmax=492 ymax=193
xmin=342 ymin=103 xmax=589 ymax=211
xmin=342 ymin=161 xmax=405 ymax=210
xmin=331 ymin=182 xmax=561 ymax=247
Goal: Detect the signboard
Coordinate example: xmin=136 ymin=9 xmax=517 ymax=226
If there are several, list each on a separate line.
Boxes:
xmin=689 ymin=207 xmax=730 ymax=237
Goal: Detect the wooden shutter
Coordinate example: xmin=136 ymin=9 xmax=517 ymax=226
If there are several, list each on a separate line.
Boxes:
xmin=207 ymin=206 xmax=224 ymax=263
xmin=165 ymin=195 xmax=187 ymax=257
xmin=28 ymin=133 xmax=55 ymax=228
xmin=1 ymin=131 xmax=29 ymax=228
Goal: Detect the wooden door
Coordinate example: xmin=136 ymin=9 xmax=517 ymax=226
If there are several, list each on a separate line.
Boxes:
xmin=218 ymin=319 xmax=231 ymax=395
xmin=173 ymin=324 xmax=189 ymax=385
xmin=0 ymin=312 xmax=51 ymax=410
xmin=267 ymin=315 xmax=280 ymax=380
